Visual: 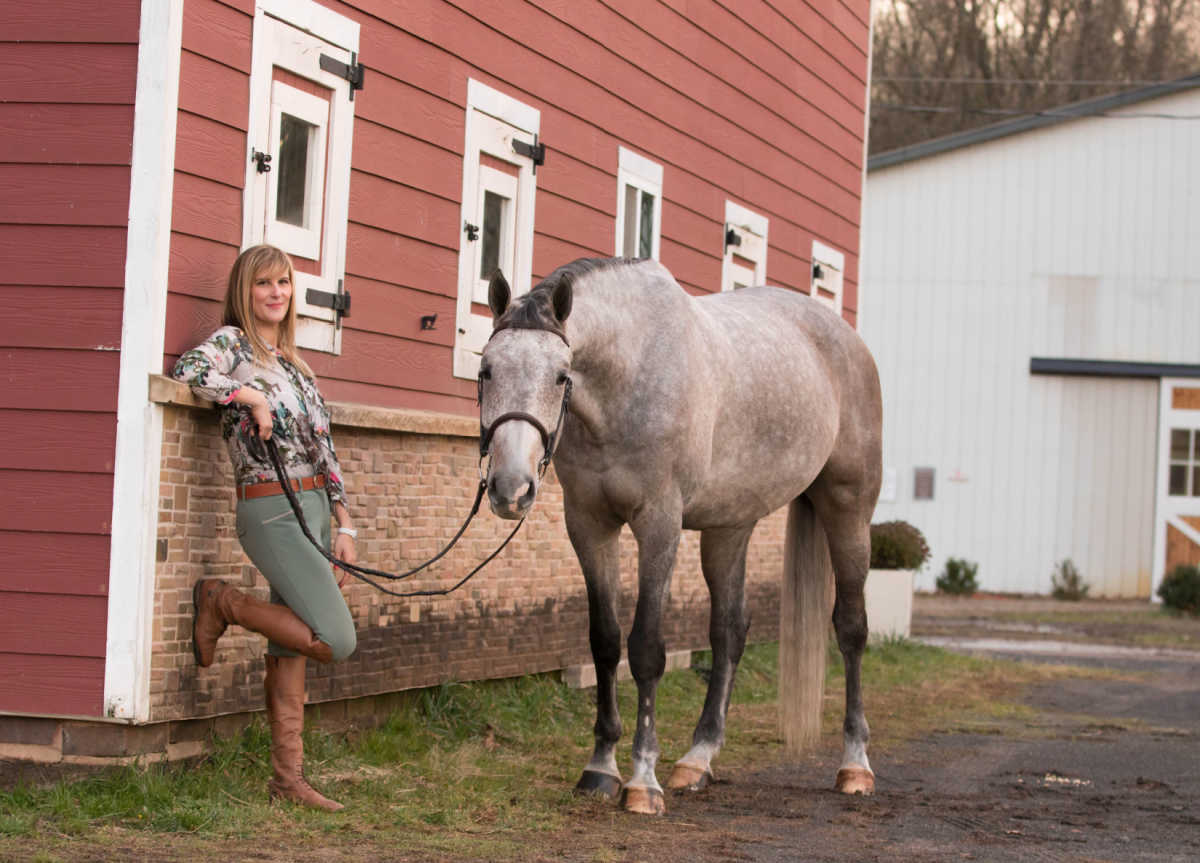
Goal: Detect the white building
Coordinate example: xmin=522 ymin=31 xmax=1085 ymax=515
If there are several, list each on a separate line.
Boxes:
xmin=861 ymin=76 xmax=1200 ymax=598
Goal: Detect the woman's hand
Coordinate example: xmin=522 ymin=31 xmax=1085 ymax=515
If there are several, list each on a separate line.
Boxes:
xmin=334 ymin=532 xmax=356 ymax=588
xmin=233 ymin=387 xmax=273 ymax=439
xmin=249 ymin=393 xmax=273 ymax=440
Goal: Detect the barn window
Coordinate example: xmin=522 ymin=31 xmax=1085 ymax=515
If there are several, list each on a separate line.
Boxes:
xmin=243 ymin=0 xmax=359 ymax=355
xmin=811 ymin=240 xmax=845 ymax=316
xmin=454 ymin=80 xmax=540 ymax=379
xmin=721 ymin=201 xmax=768 ymax=292
xmin=1167 ymin=428 xmax=1200 ymax=496
xmin=615 ymin=147 xmax=662 ymax=259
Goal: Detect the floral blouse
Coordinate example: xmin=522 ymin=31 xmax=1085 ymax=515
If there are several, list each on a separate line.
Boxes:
xmin=171 ymin=326 xmax=346 ymax=505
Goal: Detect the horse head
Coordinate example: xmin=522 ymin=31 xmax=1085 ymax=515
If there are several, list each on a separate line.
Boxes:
xmin=479 ymin=270 xmax=573 ymax=519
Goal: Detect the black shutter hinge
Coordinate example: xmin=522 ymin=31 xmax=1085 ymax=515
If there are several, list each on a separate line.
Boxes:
xmin=512 ymin=134 xmax=546 ymax=173
xmin=307 ymin=280 xmax=351 ymax=323
xmin=319 ymin=52 xmax=365 ymax=100
xmin=252 ymin=149 xmax=272 ymax=173
xmin=724 ymin=226 xmax=742 ymax=251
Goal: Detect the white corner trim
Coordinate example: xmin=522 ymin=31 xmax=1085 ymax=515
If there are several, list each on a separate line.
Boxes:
xmin=258 ymin=0 xmax=360 ymax=51
xmin=104 ymin=0 xmax=184 ymax=723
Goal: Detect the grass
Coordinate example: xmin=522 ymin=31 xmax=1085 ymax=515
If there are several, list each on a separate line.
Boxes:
xmin=0 ymin=639 xmax=1068 ymax=860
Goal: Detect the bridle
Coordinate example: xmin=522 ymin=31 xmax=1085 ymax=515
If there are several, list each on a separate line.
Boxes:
xmin=256 ymin=328 xmax=572 ymax=598
xmin=477 ymin=374 xmax=573 ymax=478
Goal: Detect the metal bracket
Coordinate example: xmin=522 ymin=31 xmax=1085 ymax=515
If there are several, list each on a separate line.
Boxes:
xmin=319 ymin=52 xmax=365 ymax=100
xmin=724 ymin=226 xmax=742 ymax=251
xmin=420 ymin=313 xmax=438 ymax=331
xmin=252 ymin=149 xmax=272 ymax=174
xmin=464 ymin=222 xmax=479 ymax=241
xmin=512 ymin=134 xmax=546 ymax=173
xmin=307 ymin=279 xmax=351 ymax=322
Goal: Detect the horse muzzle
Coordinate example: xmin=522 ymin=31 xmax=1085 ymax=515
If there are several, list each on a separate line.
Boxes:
xmin=487 ymin=470 xmax=538 ymax=519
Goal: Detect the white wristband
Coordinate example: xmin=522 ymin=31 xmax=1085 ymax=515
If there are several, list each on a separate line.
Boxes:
xmin=337 ymin=527 xmax=358 ymax=538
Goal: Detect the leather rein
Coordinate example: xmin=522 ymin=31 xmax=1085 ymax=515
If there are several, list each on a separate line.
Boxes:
xmin=258 ymin=363 xmax=572 ymax=598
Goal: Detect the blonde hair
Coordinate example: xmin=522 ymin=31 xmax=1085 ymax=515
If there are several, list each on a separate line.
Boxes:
xmin=222 ymin=244 xmax=314 ymax=377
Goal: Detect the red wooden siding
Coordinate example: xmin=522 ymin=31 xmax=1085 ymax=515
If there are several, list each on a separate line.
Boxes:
xmin=0 ymin=2 xmax=140 ymax=716
xmin=164 ymin=0 xmax=868 ymax=413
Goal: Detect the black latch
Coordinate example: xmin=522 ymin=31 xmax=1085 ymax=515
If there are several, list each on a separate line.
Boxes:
xmin=724 ymin=226 xmax=742 ymax=250
xmin=464 ymin=222 xmax=479 ymax=241
xmin=512 ymin=134 xmax=546 ymax=173
xmin=307 ymin=280 xmax=351 ymax=320
xmin=252 ymin=149 xmax=272 ymax=173
xmin=319 ymin=52 xmax=365 ymax=100
xmin=812 ymin=262 xmax=824 ymax=281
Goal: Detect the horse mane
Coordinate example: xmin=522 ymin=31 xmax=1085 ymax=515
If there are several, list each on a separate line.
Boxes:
xmin=494 ymin=257 xmax=642 ymax=340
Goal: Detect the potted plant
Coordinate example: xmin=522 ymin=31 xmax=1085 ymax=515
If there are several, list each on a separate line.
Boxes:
xmin=866 ymin=520 xmax=930 ymax=639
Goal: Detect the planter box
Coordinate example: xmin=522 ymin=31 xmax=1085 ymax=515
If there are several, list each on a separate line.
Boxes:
xmin=864 ymin=568 xmax=915 ymax=639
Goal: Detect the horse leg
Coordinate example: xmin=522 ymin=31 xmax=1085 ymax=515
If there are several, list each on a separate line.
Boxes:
xmin=621 ymin=508 xmax=682 ymax=815
xmin=809 ymin=490 xmax=875 ymax=795
xmin=667 ymin=523 xmax=755 ymax=792
xmin=564 ymin=504 xmax=625 ymax=799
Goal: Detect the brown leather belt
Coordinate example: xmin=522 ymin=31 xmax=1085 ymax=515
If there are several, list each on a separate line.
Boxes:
xmin=237 ymin=474 xmax=326 ymax=501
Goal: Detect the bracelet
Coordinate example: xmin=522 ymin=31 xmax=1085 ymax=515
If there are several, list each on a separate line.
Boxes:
xmin=337 ymin=527 xmax=358 ymax=539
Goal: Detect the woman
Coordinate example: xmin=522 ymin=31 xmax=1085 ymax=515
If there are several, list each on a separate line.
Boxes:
xmin=172 ymin=244 xmax=357 ymax=811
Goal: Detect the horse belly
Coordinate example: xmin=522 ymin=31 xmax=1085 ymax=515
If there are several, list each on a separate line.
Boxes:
xmin=680 ymin=437 xmax=831 ymax=530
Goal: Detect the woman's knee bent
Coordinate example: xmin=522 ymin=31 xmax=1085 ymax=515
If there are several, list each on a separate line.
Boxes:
xmin=321 ymin=616 xmax=356 ymax=662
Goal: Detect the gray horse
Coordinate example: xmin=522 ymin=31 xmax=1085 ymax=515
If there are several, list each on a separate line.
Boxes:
xmin=479 ymin=257 xmax=882 ymax=814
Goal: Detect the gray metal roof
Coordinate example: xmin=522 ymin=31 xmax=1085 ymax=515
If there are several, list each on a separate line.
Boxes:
xmin=868 ymin=73 xmax=1200 ymax=172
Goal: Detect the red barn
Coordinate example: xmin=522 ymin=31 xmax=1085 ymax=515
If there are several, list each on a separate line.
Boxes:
xmin=0 ymin=0 xmax=871 ymax=761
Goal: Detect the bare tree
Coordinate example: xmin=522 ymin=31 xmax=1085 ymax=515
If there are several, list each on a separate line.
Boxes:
xmin=869 ymin=0 xmax=1200 ymax=154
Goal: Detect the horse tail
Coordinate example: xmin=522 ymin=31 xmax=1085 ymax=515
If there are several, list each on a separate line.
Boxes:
xmin=778 ymin=493 xmax=834 ymax=754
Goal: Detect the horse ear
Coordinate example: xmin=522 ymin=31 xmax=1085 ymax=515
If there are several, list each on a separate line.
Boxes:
xmin=551 ymin=275 xmax=573 ymax=323
xmin=488 ymin=270 xmax=511 ymax=318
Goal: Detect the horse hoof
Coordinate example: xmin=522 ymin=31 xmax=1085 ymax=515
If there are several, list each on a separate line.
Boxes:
xmin=575 ymin=770 xmax=622 ymax=799
xmin=835 ymin=766 xmax=875 ymax=795
xmin=666 ymin=762 xmax=712 ymax=792
xmin=620 ymin=786 xmax=666 ymax=815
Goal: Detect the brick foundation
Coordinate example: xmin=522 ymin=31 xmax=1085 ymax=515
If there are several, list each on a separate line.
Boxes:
xmin=3 ymin=397 xmax=786 ymax=762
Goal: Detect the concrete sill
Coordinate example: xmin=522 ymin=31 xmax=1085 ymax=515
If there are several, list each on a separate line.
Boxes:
xmin=148 ymin=373 xmax=477 ymax=438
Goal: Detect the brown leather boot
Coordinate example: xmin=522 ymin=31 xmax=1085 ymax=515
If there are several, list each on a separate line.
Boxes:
xmin=264 ymin=655 xmax=344 ymax=811
xmin=192 ymin=579 xmax=334 ymax=668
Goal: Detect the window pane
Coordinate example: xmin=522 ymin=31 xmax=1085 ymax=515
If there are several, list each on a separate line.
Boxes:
xmin=1170 ymin=428 xmax=1191 ymax=461
xmin=1194 ymin=466 xmax=1200 ymax=497
xmin=622 ymin=184 xmax=639 ymax=257
xmin=480 ymin=190 xmax=505 ymax=280
xmin=1194 ymin=431 xmax=1200 ymax=460
xmin=1170 ymin=464 xmax=1188 ymax=495
xmin=638 ymin=191 xmax=655 ymax=258
xmin=277 ymin=113 xmax=314 ymax=227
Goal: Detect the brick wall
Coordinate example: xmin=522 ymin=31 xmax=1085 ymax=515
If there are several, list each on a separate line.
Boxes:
xmin=152 ymin=403 xmax=786 ymax=723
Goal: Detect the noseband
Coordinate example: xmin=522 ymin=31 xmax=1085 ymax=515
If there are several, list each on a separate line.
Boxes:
xmin=477 ymin=323 xmax=573 ymax=476
xmin=478 ymin=375 xmax=573 ymax=476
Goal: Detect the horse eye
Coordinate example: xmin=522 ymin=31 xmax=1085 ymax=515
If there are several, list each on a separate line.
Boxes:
xmin=556 ymin=371 xmax=568 ymax=385
xmin=480 ymin=368 xmax=491 ymax=381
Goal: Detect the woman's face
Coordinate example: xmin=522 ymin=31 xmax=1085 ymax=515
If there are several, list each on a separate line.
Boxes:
xmin=251 ymin=268 xmax=292 ymax=334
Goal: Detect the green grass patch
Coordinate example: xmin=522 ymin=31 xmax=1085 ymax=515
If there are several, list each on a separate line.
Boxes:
xmin=0 ymin=638 xmax=1061 ymax=858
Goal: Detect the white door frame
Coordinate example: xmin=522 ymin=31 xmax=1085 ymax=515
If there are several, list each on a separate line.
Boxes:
xmin=1151 ymin=377 xmax=1200 ymax=601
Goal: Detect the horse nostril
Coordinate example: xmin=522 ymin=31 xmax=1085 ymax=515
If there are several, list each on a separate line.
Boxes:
xmin=517 ymin=480 xmax=536 ymax=510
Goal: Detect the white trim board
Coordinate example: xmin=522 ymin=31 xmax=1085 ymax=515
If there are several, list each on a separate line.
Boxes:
xmin=258 ymin=0 xmax=359 ymax=50
xmin=104 ymin=0 xmax=184 ymax=722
